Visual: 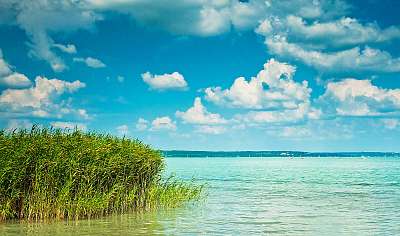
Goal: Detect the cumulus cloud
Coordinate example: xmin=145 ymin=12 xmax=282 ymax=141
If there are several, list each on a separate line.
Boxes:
xmin=318 ymin=79 xmax=400 ymax=116
xmin=0 ymin=49 xmax=32 ymax=88
xmin=202 ymin=59 xmax=323 ymax=126
xmin=284 ymin=15 xmax=400 ymax=47
xmin=141 ymin=71 xmax=187 ymax=91
xmin=265 ymin=36 xmax=400 ymax=73
xmin=205 ymin=59 xmax=311 ymax=110
xmin=176 ymin=97 xmax=227 ymax=125
xmin=236 ymin=102 xmax=321 ymax=125
xmin=0 ymin=76 xmax=87 ymax=119
xmin=73 ymin=57 xmax=106 ymax=68
xmin=259 ymin=15 xmax=400 ymax=48
xmin=85 ymin=0 xmax=348 ymax=37
xmin=116 ymin=124 xmax=129 ymax=135
xmin=0 ymin=73 xmax=32 ymax=88
xmin=135 ymin=118 xmax=148 ymax=131
xmin=51 ymin=121 xmax=87 ymax=131
xmin=150 ymin=116 xmax=176 ymax=131
xmin=4 ymin=0 xmax=387 ymax=76
xmin=254 ymin=2 xmax=400 ymax=74
xmin=53 ymin=43 xmax=77 ymax=54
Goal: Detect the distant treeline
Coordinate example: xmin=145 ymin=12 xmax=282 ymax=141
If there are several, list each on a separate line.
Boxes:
xmin=162 ymin=150 xmax=400 ymax=158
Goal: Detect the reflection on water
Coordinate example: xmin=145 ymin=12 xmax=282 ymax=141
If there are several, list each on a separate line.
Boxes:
xmin=1 ymin=157 xmax=400 ymax=235
xmin=0 ymin=209 xmax=190 ymax=235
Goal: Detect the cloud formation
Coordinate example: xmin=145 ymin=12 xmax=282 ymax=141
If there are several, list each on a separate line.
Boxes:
xmin=87 ymin=0 xmax=268 ymax=36
xmin=6 ymin=119 xmax=34 ymax=131
xmin=258 ymin=15 xmax=400 ymax=47
xmin=205 ymin=59 xmax=311 ymax=110
xmin=236 ymin=102 xmax=321 ymax=125
xmin=265 ymin=36 xmax=400 ymax=73
xmin=73 ymin=57 xmax=106 ymax=68
xmin=0 ymin=76 xmax=87 ymax=119
xmin=116 ymin=124 xmax=129 ymax=135
xmin=141 ymin=71 xmax=188 ymax=91
xmin=176 ymin=97 xmax=227 ymax=125
xmin=53 ymin=43 xmax=77 ymax=54
xmin=4 ymin=0 xmax=398 ymax=75
xmin=4 ymin=0 xmax=99 ymax=71
xmin=135 ymin=118 xmax=149 ymax=131
xmin=318 ymin=79 xmax=400 ymax=117
xmin=150 ymin=116 xmax=176 ymax=131
xmin=0 ymin=49 xmax=31 ymax=88
xmin=254 ymin=3 xmax=400 ymax=74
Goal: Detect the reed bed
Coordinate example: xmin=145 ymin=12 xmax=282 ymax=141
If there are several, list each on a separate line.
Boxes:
xmin=0 ymin=126 xmax=203 ymax=221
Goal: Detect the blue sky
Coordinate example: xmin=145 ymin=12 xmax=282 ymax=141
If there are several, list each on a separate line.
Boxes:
xmin=0 ymin=0 xmax=400 ymax=151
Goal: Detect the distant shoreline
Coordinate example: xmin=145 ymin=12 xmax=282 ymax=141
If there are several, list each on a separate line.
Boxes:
xmin=162 ymin=150 xmax=400 ymax=158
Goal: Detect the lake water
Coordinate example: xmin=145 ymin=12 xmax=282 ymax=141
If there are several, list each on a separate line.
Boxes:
xmin=2 ymin=157 xmax=400 ymax=235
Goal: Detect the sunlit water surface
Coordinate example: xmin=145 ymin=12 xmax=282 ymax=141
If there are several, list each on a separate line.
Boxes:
xmin=1 ymin=157 xmax=400 ymax=235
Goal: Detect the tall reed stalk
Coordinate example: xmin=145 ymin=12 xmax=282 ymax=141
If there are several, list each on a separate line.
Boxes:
xmin=0 ymin=126 xmax=203 ymax=221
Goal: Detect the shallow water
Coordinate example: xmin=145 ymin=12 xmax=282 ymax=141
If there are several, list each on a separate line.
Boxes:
xmin=2 ymin=157 xmax=400 ymax=235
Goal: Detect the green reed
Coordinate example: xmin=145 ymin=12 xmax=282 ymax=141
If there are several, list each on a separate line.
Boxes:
xmin=0 ymin=126 xmax=203 ymax=221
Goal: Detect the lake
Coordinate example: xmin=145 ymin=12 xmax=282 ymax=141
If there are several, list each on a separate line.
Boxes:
xmin=1 ymin=157 xmax=400 ymax=235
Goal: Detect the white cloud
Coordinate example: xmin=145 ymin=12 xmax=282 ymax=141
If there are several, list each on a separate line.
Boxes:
xmin=255 ymin=19 xmax=273 ymax=35
xmin=116 ymin=124 xmax=129 ymax=135
xmin=202 ymin=59 xmax=323 ymax=127
xmin=205 ymin=59 xmax=311 ymax=110
xmin=258 ymin=15 xmax=400 ymax=48
xmin=0 ymin=49 xmax=12 ymax=76
xmin=141 ymin=71 xmax=187 ymax=91
xmin=77 ymin=109 xmax=90 ymax=120
xmin=253 ymin=4 xmax=400 ymax=74
xmin=0 ymin=49 xmax=32 ymax=88
xmin=195 ymin=125 xmax=226 ymax=135
xmin=236 ymin=102 xmax=321 ymax=125
xmin=51 ymin=121 xmax=87 ymax=131
xmin=0 ymin=76 xmax=87 ymax=119
xmin=85 ymin=0 xmax=350 ymax=36
xmin=53 ymin=43 xmax=77 ymax=54
xmin=6 ymin=119 xmax=33 ymax=131
xmin=86 ymin=0 xmax=268 ymax=36
xmin=265 ymin=36 xmax=400 ymax=73
xmin=117 ymin=75 xmax=124 ymax=83
xmin=176 ymin=97 xmax=227 ymax=125
xmin=6 ymin=0 xmax=99 ymax=71
xmin=150 ymin=116 xmax=176 ymax=131
xmin=318 ymin=79 xmax=400 ymax=116
xmin=0 ymin=73 xmax=32 ymax=88
xmin=135 ymin=118 xmax=148 ymax=131
xmin=284 ymin=15 xmax=400 ymax=47
xmin=264 ymin=0 xmax=350 ymax=20
xmin=73 ymin=57 xmax=106 ymax=68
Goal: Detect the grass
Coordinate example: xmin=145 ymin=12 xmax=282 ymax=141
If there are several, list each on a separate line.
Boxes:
xmin=0 ymin=126 xmax=203 ymax=221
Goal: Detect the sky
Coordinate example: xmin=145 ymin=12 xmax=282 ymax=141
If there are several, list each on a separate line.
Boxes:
xmin=0 ymin=0 xmax=400 ymax=152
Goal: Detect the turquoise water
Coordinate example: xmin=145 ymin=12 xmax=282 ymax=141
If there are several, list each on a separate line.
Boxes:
xmin=2 ymin=157 xmax=400 ymax=235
